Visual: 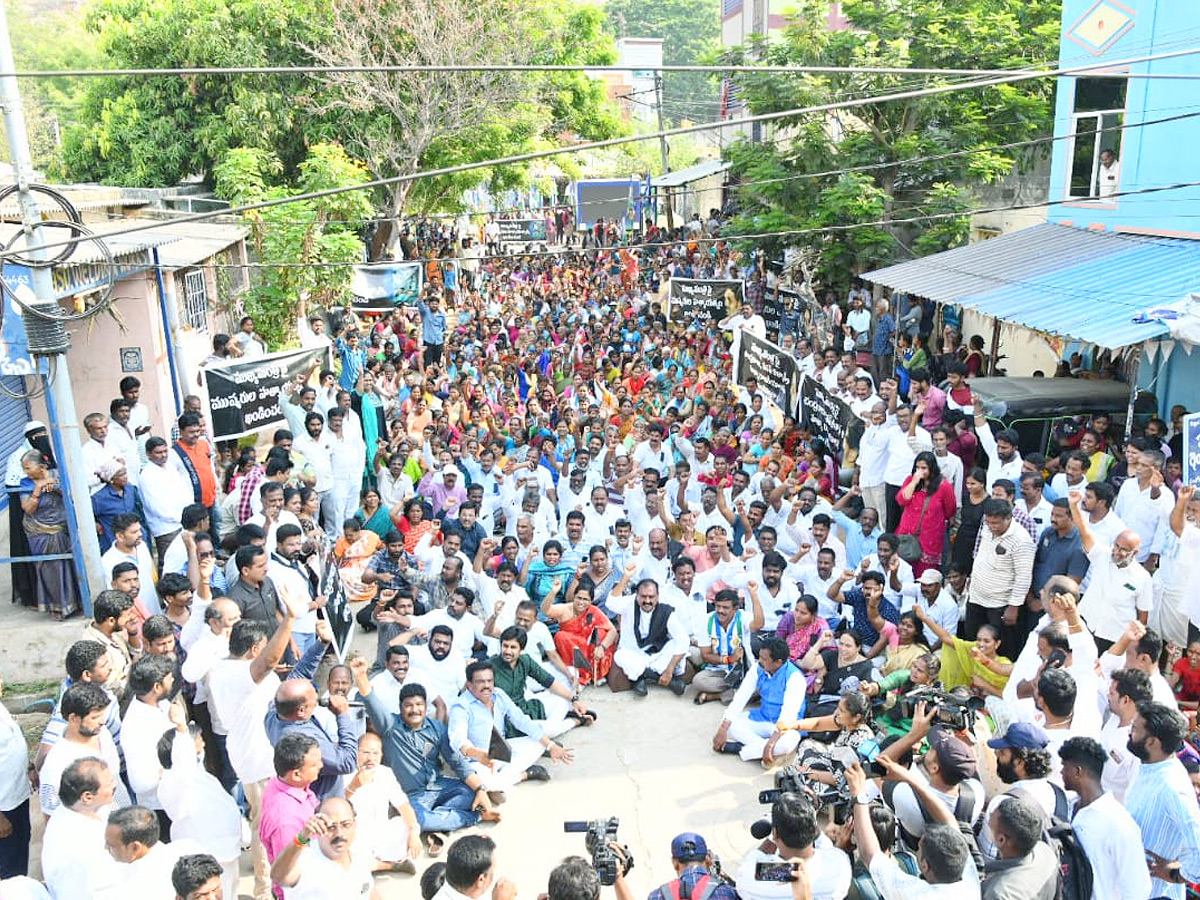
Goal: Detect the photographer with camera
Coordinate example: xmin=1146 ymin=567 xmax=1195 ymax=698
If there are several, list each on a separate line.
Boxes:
xmin=547 ymin=852 xmax=635 ymax=900
xmin=876 ymin=702 xmax=984 ymax=849
xmin=646 ymin=833 xmax=736 ymax=900
xmin=735 ymin=792 xmax=852 ymax=900
xmin=844 ymin=758 xmax=980 ymax=898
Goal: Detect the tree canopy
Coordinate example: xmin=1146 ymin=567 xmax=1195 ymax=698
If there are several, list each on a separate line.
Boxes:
xmin=722 ymin=0 xmax=1061 ymax=289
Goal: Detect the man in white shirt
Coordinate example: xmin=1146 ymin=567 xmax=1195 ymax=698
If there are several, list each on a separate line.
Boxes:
xmin=1097 ymin=148 xmax=1120 ymax=198
xmin=270 ymin=797 xmax=376 ymax=900
xmin=326 ymin=409 xmax=366 ymax=538
xmin=406 ymin=626 xmax=467 ymax=712
xmin=1017 ymin=472 xmax=1054 ymax=541
xmin=735 ymin=791 xmax=852 ymax=900
xmin=41 ymin=758 xmax=120 ymax=900
xmin=718 ymin=302 xmax=767 ymax=369
xmin=930 ymin=427 xmax=964 ymax=501
xmin=100 ymin=514 xmax=157 ymax=603
xmin=40 ymin=684 xmax=128 ymax=818
xmin=367 ymin=645 xmax=415 ymax=717
xmin=139 ymin=437 xmax=191 ymax=565
xmin=80 ymin=413 xmax=123 ymax=495
xmin=99 ymin=805 xmax=204 ymax=900
xmin=1113 ymin=448 xmax=1174 ymax=565
xmin=292 ymin=412 xmax=335 ymax=521
xmin=120 ymin=656 xmax=175 ymax=815
xmin=609 ymin=579 xmax=690 ymax=696
xmin=1100 ymin=667 xmax=1153 ymax=803
xmin=904 ymin=570 xmax=960 ymax=643
xmin=1070 ymin=493 xmax=1152 ymax=653
xmin=1059 ymin=735 xmax=1152 ymax=900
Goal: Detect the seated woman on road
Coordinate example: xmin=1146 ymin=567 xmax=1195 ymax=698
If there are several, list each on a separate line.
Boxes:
xmin=866 ymin=608 xmax=931 ymax=678
xmin=542 ymin=579 xmax=616 ymax=686
xmin=775 ymin=595 xmax=828 ymax=682
xmin=335 ymin=517 xmax=383 ymax=604
xmin=912 ymin=604 xmax=1011 ymax=698
xmin=800 ymin=628 xmax=876 ymax=715
xmin=776 ymin=690 xmax=875 ymax=784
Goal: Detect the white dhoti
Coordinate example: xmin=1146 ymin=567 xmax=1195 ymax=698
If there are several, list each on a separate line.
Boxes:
xmin=220 ymin=858 xmax=239 ymax=900
xmin=536 ymin=691 xmax=578 ymax=739
xmin=726 ymin=714 xmax=801 ymax=762
xmin=357 ymin=816 xmax=413 ymax=864
xmin=470 ymin=736 xmax=546 ymax=790
xmin=1151 ymin=585 xmax=1191 ymax=648
xmin=614 ymin=645 xmax=686 ymax=681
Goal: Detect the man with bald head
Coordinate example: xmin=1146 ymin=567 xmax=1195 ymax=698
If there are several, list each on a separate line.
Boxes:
xmin=265 ymin=674 xmax=359 ymax=800
xmin=270 ymin=796 xmax=378 ymax=898
xmin=1070 ymin=492 xmax=1152 ymax=654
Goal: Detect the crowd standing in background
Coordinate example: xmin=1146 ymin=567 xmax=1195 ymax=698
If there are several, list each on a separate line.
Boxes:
xmin=0 ymin=215 xmax=1198 ymax=900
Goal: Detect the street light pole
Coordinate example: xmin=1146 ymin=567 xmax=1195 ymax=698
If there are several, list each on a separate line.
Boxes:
xmin=655 ymin=71 xmax=675 ymax=232
xmin=0 ymin=1 xmax=106 ymax=610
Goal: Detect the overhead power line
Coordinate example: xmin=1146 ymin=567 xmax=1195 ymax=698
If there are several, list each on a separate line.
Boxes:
xmin=18 ymin=42 xmax=1200 ymax=260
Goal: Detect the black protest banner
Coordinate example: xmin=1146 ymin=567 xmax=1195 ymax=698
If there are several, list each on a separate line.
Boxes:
xmin=497 ymin=219 xmax=548 ymax=244
xmin=203 ymin=346 xmax=330 ymax=440
xmin=762 ymin=288 xmax=784 ymax=340
xmin=735 ymin=332 xmax=799 ymax=420
xmin=668 ymin=277 xmax=743 ymax=325
xmin=321 ymin=556 xmax=354 ymax=662
xmin=799 ymin=374 xmax=855 ymax=450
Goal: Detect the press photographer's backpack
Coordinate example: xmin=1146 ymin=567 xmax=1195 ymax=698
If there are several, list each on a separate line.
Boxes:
xmin=880 ymin=780 xmax=984 ymax=871
xmin=1010 ymin=785 xmax=1093 ymax=900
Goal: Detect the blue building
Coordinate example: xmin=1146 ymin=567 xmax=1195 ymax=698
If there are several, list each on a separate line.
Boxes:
xmin=864 ymin=0 xmax=1200 ymax=429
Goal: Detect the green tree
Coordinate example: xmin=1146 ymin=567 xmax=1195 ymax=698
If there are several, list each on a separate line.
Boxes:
xmin=214 ymin=143 xmax=373 ymax=349
xmin=60 ymin=0 xmax=322 ymax=186
xmin=723 ymin=0 xmax=1060 ymax=288
xmin=605 ymin=0 xmax=721 ymax=125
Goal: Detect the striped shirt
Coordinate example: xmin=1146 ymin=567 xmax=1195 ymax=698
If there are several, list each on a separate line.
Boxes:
xmin=969 ymin=519 xmax=1035 ymax=609
xmin=1125 ymin=757 xmax=1200 ymax=899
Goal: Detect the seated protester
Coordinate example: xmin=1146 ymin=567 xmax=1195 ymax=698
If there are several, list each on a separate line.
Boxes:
xmin=368 ymin=645 xmax=424 ymax=718
xmin=844 ymin=758 xmax=980 ymax=899
xmin=712 ymin=637 xmax=806 ymax=765
xmin=900 ymin=570 xmax=960 ymax=649
xmin=776 ymin=595 xmax=829 ymax=673
xmin=544 ymin=580 xmax=619 ymax=686
xmin=404 ymin=587 xmax=488 ymax=662
xmin=490 ymin=626 xmax=595 ymax=738
xmin=868 ymin=609 xmax=931 ymax=678
xmin=864 ymin=652 xmax=942 ymax=738
xmin=344 ymin=732 xmax=422 ymax=873
xmin=978 ymin=723 xmax=1061 ymax=859
xmin=826 ymin=570 xmax=899 ymax=651
xmin=608 ymin=578 xmax=690 ymax=697
xmin=510 ymin=599 xmax=578 ymax=688
xmin=693 ymin=589 xmax=761 ymax=705
xmin=448 ymin=659 xmax=573 ymax=791
xmin=877 ymin=704 xmax=986 ymax=849
xmin=406 ymin=625 xmax=467 ymax=715
xmin=370 ymin=586 xmax=421 ymax=674
xmin=348 ymin=658 xmax=499 ymax=839
xmin=1058 ymin=736 xmax=1152 ymax=900
xmin=734 ymin=791 xmax=852 ymax=900
xmin=912 ymin=607 xmax=1011 ymax=701
xmin=800 ymin=628 xmax=876 ymax=715
xmin=980 ymin=796 xmax=1059 ymax=900
xmin=523 ymin=540 xmax=575 ymax=607
xmin=777 ymin=689 xmax=874 ymax=761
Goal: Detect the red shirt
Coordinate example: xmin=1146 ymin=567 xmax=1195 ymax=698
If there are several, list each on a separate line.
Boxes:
xmin=1172 ymin=657 xmax=1200 ymax=702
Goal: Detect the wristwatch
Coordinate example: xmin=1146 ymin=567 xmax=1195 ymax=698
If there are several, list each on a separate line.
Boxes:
xmin=853 ymin=794 xmax=871 ymax=806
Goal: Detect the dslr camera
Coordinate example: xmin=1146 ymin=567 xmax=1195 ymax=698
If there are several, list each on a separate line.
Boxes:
xmin=563 ymin=818 xmax=633 ymax=886
xmin=900 ymin=686 xmax=983 ymax=731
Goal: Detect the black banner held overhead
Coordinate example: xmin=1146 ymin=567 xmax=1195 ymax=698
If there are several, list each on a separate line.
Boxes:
xmin=735 ymin=332 xmax=799 ymax=428
xmin=799 ymin=374 xmax=855 ymax=451
xmin=321 ymin=555 xmax=354 ymax=662
xmin=203 ymin=347 xmax=330 ymax=441
xmin=668 ymin=277 xmax=743 ymax=325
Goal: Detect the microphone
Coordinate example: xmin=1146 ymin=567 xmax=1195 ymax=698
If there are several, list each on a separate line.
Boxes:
xmin=750 ymin=819 xmax=772 ymax=840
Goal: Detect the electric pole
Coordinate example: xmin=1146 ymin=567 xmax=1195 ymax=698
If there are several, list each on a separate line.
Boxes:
xmin=655 ymin=71 xmax=674 ymax=232
xmin=0 ymin=1 xmax=106 ymax=610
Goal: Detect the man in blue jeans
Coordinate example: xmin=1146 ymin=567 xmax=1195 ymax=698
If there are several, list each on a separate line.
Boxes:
xmin=348 ymin=656 xmax=498 ymax=844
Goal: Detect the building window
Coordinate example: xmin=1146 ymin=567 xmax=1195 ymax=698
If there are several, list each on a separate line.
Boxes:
xmin=722 ymin=0 xmax=742 ymax=18
xmin=181 ymin=269 xmax=209 ymax=330
xmin=1067 ymin=76 xmax=1127 ymax=200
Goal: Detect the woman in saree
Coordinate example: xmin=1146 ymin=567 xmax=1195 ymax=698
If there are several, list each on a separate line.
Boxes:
xmin=542 ymin=579 xmax=616 ymax=687
xmin=393 ymin=498 xmax=437 ymax=554
xmin=356 ymin=487 xmax=392 ymax=540
xmin=569 ymin=545 xmax=618 ymax=613
xmin=334 ymin=517 xmax=383 ymax=604
xmin=20 ymin=451 xmax=78 ymax=619
xmin=912 ymin=604 xmax=1011 ymax=698
xmin=866 ymin=607 xmax=932 ymax=678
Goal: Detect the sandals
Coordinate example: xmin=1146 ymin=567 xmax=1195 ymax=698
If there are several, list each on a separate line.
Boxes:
xmin=425 ymin=832 xmax=447 ymax=857
xmin=566 ymin=709 xmax=598 ymax=726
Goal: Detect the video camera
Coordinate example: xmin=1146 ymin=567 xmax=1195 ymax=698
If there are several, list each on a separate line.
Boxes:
xmin=563 ymin=818 xmax=633 ymax=886
xmin=899 ymin=686 xmax=983 ymax=732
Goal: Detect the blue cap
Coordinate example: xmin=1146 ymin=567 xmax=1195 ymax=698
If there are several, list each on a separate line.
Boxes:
xmin=987 ymin=721 xmax=1050 ymax=751
xmin=670 ymin=833 xmax=708 ymax=861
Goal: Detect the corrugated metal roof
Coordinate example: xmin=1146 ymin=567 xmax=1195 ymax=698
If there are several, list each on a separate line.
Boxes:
xmin=863 ymin=223 xmax=1200 ymax=349
xmin=652 ymin=159 xmax=730 ymax=189
xmin=150 ymin=222 xmax=247 ymax=269
xmin=0 ymin=219 xmax=181 ymax=266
